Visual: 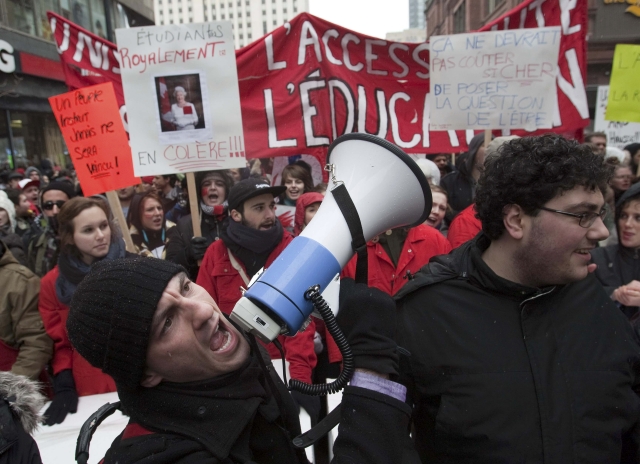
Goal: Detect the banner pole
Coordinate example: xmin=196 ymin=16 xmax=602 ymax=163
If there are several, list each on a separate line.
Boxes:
xmin=105 ymin=190 xmax=136 ymax=253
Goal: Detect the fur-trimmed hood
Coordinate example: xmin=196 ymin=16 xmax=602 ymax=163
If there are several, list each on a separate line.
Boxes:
xmin=0 ymin=372 xmax=45 ymax=434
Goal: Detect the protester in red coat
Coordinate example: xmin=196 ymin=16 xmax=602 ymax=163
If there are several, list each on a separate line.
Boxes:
xmin=342 ymin=224 xmax=452 ymax=296
xmin=40 ymin=268 xmax=117 ymax=394
xmin=447 ymin=204 xmax=482 ymax=249
xmin=196 ymin=180 xmax=317 ymax=385
xmin=39 ymin=197 xmax=123 ymax=425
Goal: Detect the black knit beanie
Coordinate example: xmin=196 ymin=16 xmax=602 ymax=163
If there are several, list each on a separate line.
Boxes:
xmin=67 ymin=257 xmax=185 ymax=389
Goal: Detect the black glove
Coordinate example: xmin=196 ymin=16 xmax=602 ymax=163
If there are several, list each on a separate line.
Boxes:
xmin=190 ymin=236 xmax=209 ymax=262
xmin=44 ymin=370 xmax=78 ymax=426
xmin=336 ymin=278 xmax=399 ymax=376
xmin=290 ymin=389 xmax=321 ymax=426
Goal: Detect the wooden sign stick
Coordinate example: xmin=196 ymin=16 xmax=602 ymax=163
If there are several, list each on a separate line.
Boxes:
xmin=186 ymin=172 xmax=204 ymax=266
xmin=105 ymin=190 xmax=136 ymax=253
xmin=484 ymin=129 xmax=492 ymax=148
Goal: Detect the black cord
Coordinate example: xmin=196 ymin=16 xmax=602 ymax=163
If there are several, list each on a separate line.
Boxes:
xmin=288 ymin=285 xmax=354 ymax=396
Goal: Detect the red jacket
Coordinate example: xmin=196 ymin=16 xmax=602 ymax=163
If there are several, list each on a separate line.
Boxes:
xmin=39 ymin=267 xmax=117 ymax=396
xmin=448 ymin=204 xmax=482 ymax=249
xmin=342 ymin=225 xmax=452 ymax=296
xmin=197 ymin=233 xmax=317 ymax=383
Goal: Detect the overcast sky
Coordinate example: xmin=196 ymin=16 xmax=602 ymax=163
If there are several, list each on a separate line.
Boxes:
xmin=307 ymin=0 xmax=409 ymax=39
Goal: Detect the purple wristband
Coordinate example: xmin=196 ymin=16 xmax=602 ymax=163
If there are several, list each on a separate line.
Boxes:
xmin=349 ymin=371 xmax=407 ymax=402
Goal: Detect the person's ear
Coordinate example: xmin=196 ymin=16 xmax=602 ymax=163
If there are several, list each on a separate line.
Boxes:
xmin=503 ymin=204 xmax=526 ymax=240
xmin=230 ymin=209 xmax=242 ymax=223
xmin=140 ymin=370 xmax=163 ymax=388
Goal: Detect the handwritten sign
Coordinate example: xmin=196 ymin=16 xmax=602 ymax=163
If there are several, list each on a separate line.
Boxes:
xmin=116 ymin=22 xmax=246 ymax=176
xmin=49 ymin=83 xmax=138 ymax=197
xmin=275 ymin=204 xmax=296 ymax=234
xmin=595 ymin=86 xmax=640 ymax=148
xmin=606 ymin=44 xmax=640 ymax=123
xmin=429 ymin=27 xmax=561 ymax=131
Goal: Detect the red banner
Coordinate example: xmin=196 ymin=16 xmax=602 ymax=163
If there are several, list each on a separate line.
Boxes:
xmin=49 ymin=0 xmax=588 ymax=167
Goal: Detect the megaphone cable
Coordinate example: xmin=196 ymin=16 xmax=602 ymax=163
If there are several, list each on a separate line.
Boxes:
xmin=288 ymin=285 xmax=355 ymax=396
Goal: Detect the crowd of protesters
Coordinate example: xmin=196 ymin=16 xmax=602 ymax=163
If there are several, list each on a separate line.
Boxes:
xmin=1 ymin=134 xmax=640 ymax=463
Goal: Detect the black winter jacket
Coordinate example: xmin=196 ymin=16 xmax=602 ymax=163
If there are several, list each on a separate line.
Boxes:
xmin=165 ymin=212 xmax=224 ymax=280
xmin=591 ymin=245 xmax=640 ymax=319
xmin=100 ymin=344 xmax=418 ymax=464
xmin=440 ymin=133 xmax=485 ymax=217
xmin=591 ymin=182 xmax=640 ymax=320
xmin=396 ymin=234 xmax=640 ymax=463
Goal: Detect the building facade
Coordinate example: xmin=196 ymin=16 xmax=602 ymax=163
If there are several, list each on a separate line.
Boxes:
xmin=0 ymin=0 xmax=154 ymax=169
xmin=385 ymin=27 xmax=426 ymax=43
xmin=409 ymin=0 xmax=426 ymax=30
xmin=424 ymin=0 xmax=640 ymax=122
xmin=154 ymin=0 xmax=309 ymax=49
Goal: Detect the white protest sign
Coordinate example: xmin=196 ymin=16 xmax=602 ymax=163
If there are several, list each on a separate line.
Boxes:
xmin=116 ymin=22 xmax=246 ymax=176
xmin=595 ymin=86 xmax=640 ymax=149
xmin=429 ymin=27 xmax=561 ymax=131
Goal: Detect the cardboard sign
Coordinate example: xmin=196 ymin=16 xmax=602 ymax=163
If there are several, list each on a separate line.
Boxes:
xmin=595 ymin=86 xmax=640 ymax=148
xmin=606 ymin=44 xmax=640 ymax=123
xmin=116 ymin=22 xmax=246 ymax=176
xmin=275 ymin=204 xmax=296 ymax=233
xmin=49 ymin=83 xmax=138 ymax=197
xmin=429 ymin=27 xmax=561 ymax=131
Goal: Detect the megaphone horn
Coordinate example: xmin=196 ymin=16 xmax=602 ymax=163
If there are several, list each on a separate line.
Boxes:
xmin=230 ymin=133 xmax=432 ymax=342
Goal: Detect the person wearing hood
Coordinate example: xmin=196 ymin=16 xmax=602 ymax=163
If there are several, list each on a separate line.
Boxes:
xmin=0 ymin=191 xmax=26 ymax=264
xmin=592 ymin=182 xmax=640 ymax=320
xmin=293 ymin=191 xmax=323 ymax=237
xmin=23 ymin=181 xmax=75 ymax=277
xmin=38 ymin=197 xmax=127 ymax=425
xmin=166 ymin=170 xmax=234 ymax=280
xmin=440 ymin=133 xmax=488 ymax=218
xmin=127 ymin=191 xmax=176 ymax=259
xmin=197 ymin=179 xmax=320 ymax=424
xmin=0 ymin=372 xmax=47 ymax=464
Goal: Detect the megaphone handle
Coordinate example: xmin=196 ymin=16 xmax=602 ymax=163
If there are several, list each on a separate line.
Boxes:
xmin=331 ymin=184 xmax=368 ymax=284
xmin=288 ymin=286 xmax=355 ymax=396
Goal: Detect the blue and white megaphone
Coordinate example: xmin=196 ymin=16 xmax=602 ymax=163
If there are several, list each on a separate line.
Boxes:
xmin=230 ymin=133 xmax=432 ymax=343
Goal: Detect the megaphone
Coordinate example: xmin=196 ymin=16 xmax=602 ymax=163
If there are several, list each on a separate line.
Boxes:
xmin=230 ymin=133 xmax=432 ymax=343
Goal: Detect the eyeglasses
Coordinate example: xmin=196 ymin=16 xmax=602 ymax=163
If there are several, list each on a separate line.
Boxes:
xmin=538 ymin=206 xmax=607 ymax=228
xmin=42 ymin=200 xmax=66 ymax=211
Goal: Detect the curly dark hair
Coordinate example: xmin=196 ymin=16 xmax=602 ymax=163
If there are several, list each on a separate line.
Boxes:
xmin=475 ymin=134 xmax=613 ymax=240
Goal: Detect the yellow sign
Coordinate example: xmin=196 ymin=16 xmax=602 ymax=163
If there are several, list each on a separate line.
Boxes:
xmin=603 ymin=0 xmax=640 ymax=17
xmin=606 ymin=44 xmax=640 ymax=123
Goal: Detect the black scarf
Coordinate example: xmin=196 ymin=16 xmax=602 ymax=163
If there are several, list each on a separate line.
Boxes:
xmin=55 ymin=238 xmax=127 ymax=305
xmin=117 ymin=351 xmax=287 ymax=462
xmin=221 ymin=219 xmax=283 ymax=278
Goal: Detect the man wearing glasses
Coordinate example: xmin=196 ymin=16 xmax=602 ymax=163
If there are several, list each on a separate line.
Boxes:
xmin=24 ymin=181 xmax=75 ymax=277
xmin=396 ymin=135 xmax=640 ymax=463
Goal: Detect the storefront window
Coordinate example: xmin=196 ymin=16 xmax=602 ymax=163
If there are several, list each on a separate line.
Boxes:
xmin=3 ymin=0 xmax=107 ymax=40
xmin=0 ymin=111 xmax=11 ymax=169
xmin=6 ymin=0 xmax=37 ymax=36
xmin=89 ymin=0 xmax=107 ymax=38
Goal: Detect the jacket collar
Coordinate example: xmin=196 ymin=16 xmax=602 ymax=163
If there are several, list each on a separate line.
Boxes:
xmin=396 ymin=233 xmax=554 ymax=301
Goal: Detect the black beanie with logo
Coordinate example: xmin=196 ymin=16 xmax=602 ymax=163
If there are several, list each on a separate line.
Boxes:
xmin=67 ymin=257 xmax=184 ymax=389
